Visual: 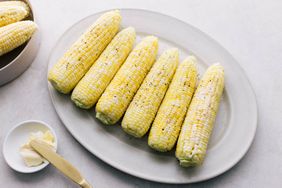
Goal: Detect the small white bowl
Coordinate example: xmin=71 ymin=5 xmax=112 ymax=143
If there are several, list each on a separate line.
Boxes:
xmin=2 ymin=120 xmax=58 ymax=173
xmin=0 ymin=0 xmax=41 ymax=86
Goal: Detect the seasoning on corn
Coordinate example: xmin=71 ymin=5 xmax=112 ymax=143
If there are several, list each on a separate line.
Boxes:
xmin=96 ymin=36 xmax=159 ymax=125
xmin=0 ymin=4 xmax=29 ymax=27
xmin=0 ymin=20 xmax=37 ymax=56
xmin=148 ymin=56 xmax=198 ymax=151
xmin=122 ymin=48 xmax=179 ymax=137
xmin=71 ymin=27 xmax=136 ymax=109
xmin=175 ymin=64 xmax=224 ymax=167
xmin=48 ymin=10 xmax=121 ymax=94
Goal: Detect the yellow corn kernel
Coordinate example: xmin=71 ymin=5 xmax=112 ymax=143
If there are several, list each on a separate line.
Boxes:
xmin=48 ymin=10 xmax=121 ymax=94
xmin=71 ymin=27 xmax=136 ymax=109
xmin=96 ymin=36 xmax=159 ymax=125
xmin=122 ymin=48 xmax=179 ymax=137
xmin=0 ymin=5 xmax=29 ymax=27
xmin=148 ymin=56 xmax=198 ymax=151
xmin=176 ymin=64 xmax=224 ymax=167
xmin=0 ymin=20 xmax=37 ymax=56
xmin=0 ymin=1 xmax=29 ymax=12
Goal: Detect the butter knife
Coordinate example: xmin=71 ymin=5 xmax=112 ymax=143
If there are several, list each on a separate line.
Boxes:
xmin=30 ymin=139 xmax=92 ymax=188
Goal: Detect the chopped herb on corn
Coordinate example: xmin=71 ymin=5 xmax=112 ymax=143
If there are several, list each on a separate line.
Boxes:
xmin=48 ymin=10 xmax=121 ymax=94
xmin=96 ymin=36 xmax=159 ymax=125
xmin=122 ymin=48 xmax=179 ymax=137
xmin=0 ymin=20 xmax=37 ymax=56
xmin=148 ymin=56 xmax=198 ymax=151
xmin=71 ymin=27 xmax=136 ymax=109
xmin=176 ymin=64 xmax=224 ymax=167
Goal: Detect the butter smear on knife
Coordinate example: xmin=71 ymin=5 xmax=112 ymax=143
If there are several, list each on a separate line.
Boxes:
xmin=20 ymin=131 xmax=55 ymax=167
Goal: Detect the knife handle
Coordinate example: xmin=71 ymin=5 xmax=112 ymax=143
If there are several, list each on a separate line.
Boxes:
xmin=30 ymin=139 xmax=93 ymax=188
xmin=79 ymin=179 xmax=92 ymax=188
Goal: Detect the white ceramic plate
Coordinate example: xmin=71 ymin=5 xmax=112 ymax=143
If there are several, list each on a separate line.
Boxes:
xmin=47 ymin=9 xmax=257 ymax=183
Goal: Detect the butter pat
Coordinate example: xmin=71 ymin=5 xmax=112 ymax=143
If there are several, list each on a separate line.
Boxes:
xmin=20 ymin=131 xmax=55 ymax=167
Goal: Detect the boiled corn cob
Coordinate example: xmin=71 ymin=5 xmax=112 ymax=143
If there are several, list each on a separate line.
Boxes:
xmin=0 ymin=20 xmax=37 ymax=56
xmin=96 ymin=36 xmax=159 ymax=125
xmin=71 ymin=27 xmax=136 ymax=109
xmin=175 ymin=64 xmax=224 ymax=167
xmin=48 ymin=10 xmax=121 ymax=94
xmin=148 ymin=56 xmax=198 ymax=151
xmin=0 ymin=5 xmax=29 ymax=27
xmin=122 ymin=48 xmax=179 ymax=137
xmin=0 ymin=1 xmax=29 ymax=12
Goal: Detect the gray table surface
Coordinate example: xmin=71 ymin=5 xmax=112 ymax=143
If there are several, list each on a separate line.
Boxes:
xmin=1 ymin=0 xmax=282 ymax=187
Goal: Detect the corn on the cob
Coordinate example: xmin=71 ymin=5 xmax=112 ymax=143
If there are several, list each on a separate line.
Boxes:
xmin=71 ymin=27 xmax=136 ymax=109
xmin=96 ymin=36 xmax=159 ymax=125
xmin=0 ymin=20 xmax=37 ymax=56
xmin=148 ymin=56 xmax=198 ymax=151
xmin=0 ymin=1 xmax=29 ymax=12
xmin=48 ymin=10 xmax=121 ymax=94
xmin=122 ymin=48 xmax=178 ymax=137
xmin=0 ymin=5 xmax=29 ymax=27
xmin=175 ymin=64 xmax=224 ymax=167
